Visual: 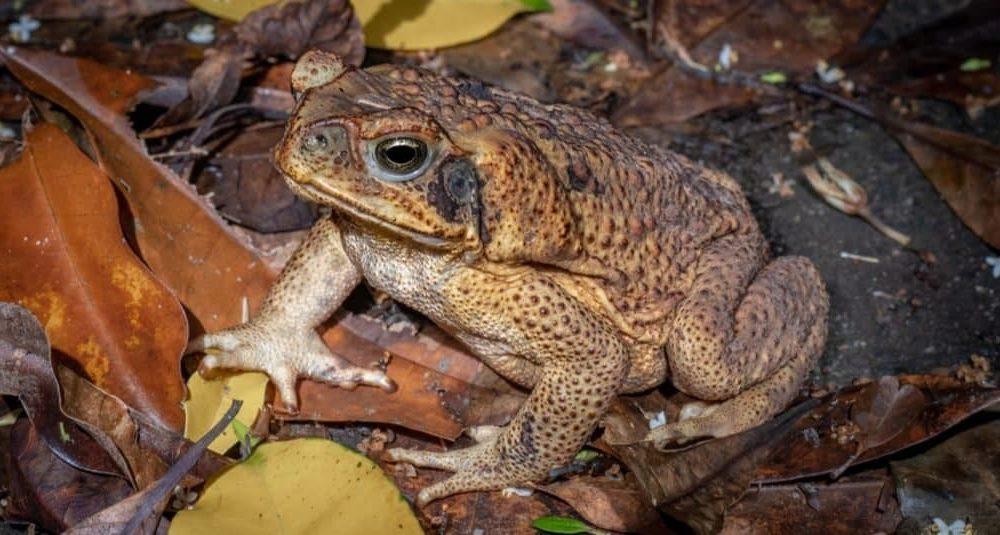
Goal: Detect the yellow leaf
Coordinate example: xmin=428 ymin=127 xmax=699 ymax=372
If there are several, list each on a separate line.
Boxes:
xmin=184 ymin=372 xmax=268 ymax=454
xmin=355 ymin=0 xmax=539 ymax=50
xmin=185 ymin=0 xmax=542 ymax=49
xmin=170 ymin=439 xmax=422 ymax=534
xmin=185 ymin=0 xmax=273 ymax=21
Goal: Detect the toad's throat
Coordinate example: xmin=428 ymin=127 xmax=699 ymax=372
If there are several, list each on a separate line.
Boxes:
xmin=293 ymin=179 xmax=450 ymax=248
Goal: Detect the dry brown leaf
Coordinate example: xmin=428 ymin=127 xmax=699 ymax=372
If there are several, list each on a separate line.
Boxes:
xmin=755 ymin=375 xmax=999 ymax=483
xmin=615 ymin=0 xmax=886 ymax=126
xmin=194 ymin=123 xmax=319 ymax=233
xmin=0 ymin=303 xmax=126 ymax=478
xmin=831 ymin=376 xmax=927 ymax=477
xmin=539 ymin=475 xmax=667 ymax=534
xmin=236 ymin=0 xmax=364 ymax=64
xmin=531 ymin=0 xmax=648 ymax=64
xmin=0 ymin=123 xmax=187 ymax=431
xmin=5 ymin=419 xmax=133 ymax=533
xmin=893 ymin=125 xmax=1000 ymax=249
xmin=600 ymin=393 xmax=817 ymax=533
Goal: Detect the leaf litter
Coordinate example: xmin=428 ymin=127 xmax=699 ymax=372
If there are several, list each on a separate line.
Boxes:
xmin=0 ymin=0 xmax=998 ymax=533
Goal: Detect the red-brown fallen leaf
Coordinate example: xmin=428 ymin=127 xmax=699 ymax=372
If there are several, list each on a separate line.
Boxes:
xmin=615 ymin=0 xmax=886 ymax=126
xmin=2 ymin=47 xmax=275 ymax=333
xmin=4 ymin=419 xmax=133 ymax=533
xmin=0 ymin=123 xmax=187 ymax=431
xmin=720 ymin=475 xmax=902 ymax=534
xmin=3 ymin=48 xmax=502 ymax=440
xmin=893 ymin=124 xmax=1000 ymax=249
xmin=754 ymin=375 xmax=1000 ymax=483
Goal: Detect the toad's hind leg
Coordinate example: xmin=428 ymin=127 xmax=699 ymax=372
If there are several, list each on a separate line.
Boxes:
xmin=387 ymin=272 xmax=629 ymax=505
xmin=651 ymin=234 xmax=828 ymax=443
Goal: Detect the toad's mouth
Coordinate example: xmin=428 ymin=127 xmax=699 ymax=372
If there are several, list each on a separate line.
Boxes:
xmin=291 ymin=178 xmax=450 ymax=249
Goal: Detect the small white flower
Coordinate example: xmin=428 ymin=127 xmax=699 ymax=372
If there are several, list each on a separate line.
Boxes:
xmin=717 ymin=43 xmax=737 ymax=71
xmin=648 ymin=411 xmax=667 ymax=429
xmin=932 ymin=517 xmax=967 ymax=535
xmin=186 ymin=23 xmax=215 ymax=45
xmin=8 ymin=15 xmax=40 ymax=44
xmin=985 ymin=256 xmax=1000 ymax=278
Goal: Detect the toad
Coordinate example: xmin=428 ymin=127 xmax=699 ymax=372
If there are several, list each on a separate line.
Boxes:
xmin=189 ymin=51 xmax=829 ymax=505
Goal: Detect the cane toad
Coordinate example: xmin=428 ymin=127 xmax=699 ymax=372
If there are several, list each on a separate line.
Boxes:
xmin=190 ymin=51 xmax=829 ymax=505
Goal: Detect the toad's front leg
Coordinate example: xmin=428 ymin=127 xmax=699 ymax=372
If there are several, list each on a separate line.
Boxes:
xmin=388 ymin=276 xmax=629 ymax=505
xmin=186 ymin=218 xmax=395 ymax=411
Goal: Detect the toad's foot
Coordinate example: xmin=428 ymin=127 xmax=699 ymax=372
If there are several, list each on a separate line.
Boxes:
xmin=187 ymin=323 xmax=396 ymax=412
xmin=645 ymin=360 xmax=808 ymax=448
xmin=387 ymin=425 xmax=540 ymax=506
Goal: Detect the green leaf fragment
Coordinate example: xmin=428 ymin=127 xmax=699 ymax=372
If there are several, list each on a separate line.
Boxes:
xmin=532 ymin=515 xmax=592 ymax=534
xmin=960 ymin=58 xmax=991 ymax=72
xmin=760 ymin=71 xmax=788 ymax=84
xmin=574 ymin=449 xmax=600 ymax=462
xmin=58 ymin=421 xmax=73 ymax=444
xmin=519 ymin=0 xmax=553 ymax=12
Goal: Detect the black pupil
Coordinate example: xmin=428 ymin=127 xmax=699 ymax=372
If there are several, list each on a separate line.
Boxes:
xmin=385 ymin=144 xmax=417 ymax=165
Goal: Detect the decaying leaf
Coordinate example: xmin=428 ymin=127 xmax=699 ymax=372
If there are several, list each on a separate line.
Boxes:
xmin=194 ymin=123 xmax=319 ymax=233
xmin=890 ymin=70 xmax=1000 ymax=119
xmin=2 ymin=48 xmax=275 ymax=332
xmin=615 ymin=0 xmax=886 ymax=126
xmin=721 ymin=475 xmax=902 ymax=533
xmin=4 ymin=419 xmax=133 ymax=533
xmin=65 ymin=401 xmax=242 ymax=535
xmin=600 ymin=393 xmax=818 ymax=533
xmin=170 ymin=438 xmax=423 ymax=534
xmin=235 ymin=0 xmax=364 ymax=64
xmin=0 ymin=123 xmax=188 ymax=431
xmin=755 ymin=375 xmax=1000 ymax=483
xmin=0 ymin=303 xmax=125 ymax=478
xmin=891 ymin=417 xmax=1000 ymax=532
xmin=832 ymin=376 xmax=926 ymax=477
xmin=893 ymin=124 xmax=1000 ymax=249
xmin=538 ymin=475 xmax=666 ymax=534
xmin=531 ymin=0 xmax=648 ymax=64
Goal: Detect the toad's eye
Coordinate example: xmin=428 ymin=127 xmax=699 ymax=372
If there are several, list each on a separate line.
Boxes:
xmin=368 ymin=136 xmax=432 ymax=182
